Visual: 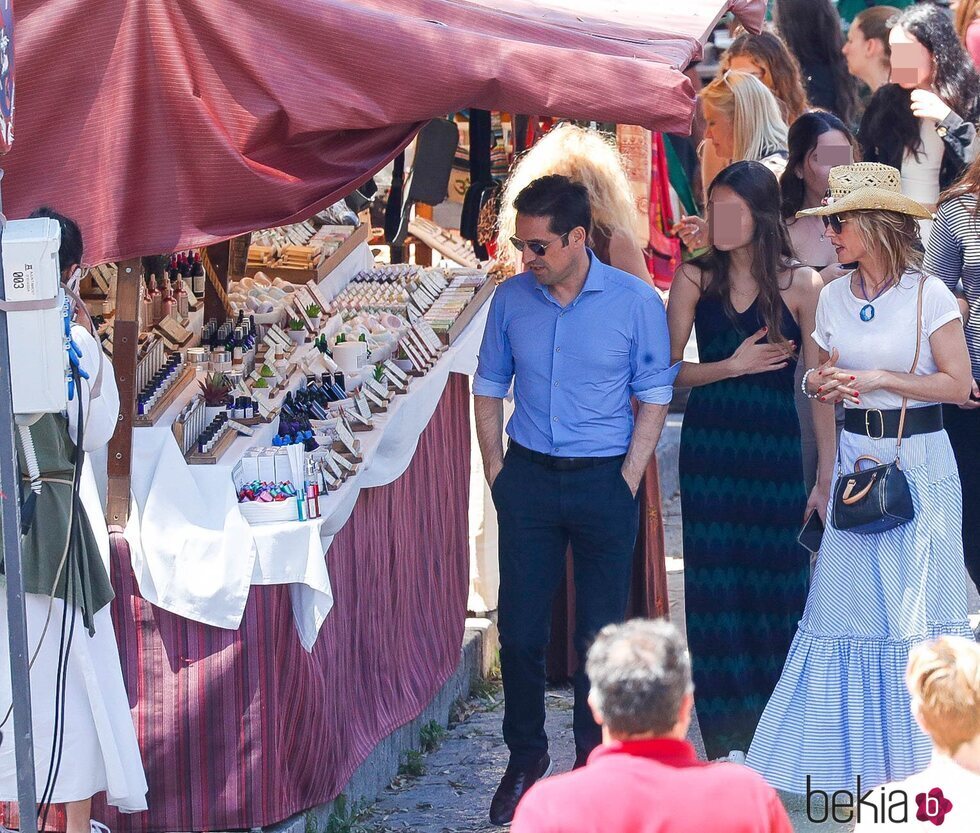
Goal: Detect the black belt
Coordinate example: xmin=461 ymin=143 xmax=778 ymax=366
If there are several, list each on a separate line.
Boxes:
xmin=508 ymin=441 xmax=624 ymax=471
xmin=843 ymin=404 xmax=943 ymax=439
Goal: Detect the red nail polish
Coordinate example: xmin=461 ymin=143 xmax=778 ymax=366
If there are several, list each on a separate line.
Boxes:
xmin=820 ymin=397 xmax=826 ymax=402
xmin=850 ymin=376 xmax=856 ymax=381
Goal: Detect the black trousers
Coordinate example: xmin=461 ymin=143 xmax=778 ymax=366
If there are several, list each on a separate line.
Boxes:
xmin=942 ymin=405 xmax=980 ymax=592
xmin=492 ymin=449 xmax=640 ymax=765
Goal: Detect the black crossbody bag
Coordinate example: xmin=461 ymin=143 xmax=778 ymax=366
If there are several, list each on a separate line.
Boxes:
xmin=830 ymin=278 xmax=924 ymax=534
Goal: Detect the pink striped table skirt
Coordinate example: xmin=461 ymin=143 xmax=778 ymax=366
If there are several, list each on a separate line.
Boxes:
xmin=5 ymin=373 xmax=471 ymax=832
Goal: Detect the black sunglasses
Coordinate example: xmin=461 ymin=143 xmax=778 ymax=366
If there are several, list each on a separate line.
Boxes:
xmin=510 ymin=231 xmax=570 ymax=257
xmin=822 ymin=214 xmax=848 ymax=234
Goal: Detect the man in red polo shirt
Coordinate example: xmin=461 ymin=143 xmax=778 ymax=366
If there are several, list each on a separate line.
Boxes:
xmin=511 ymin=619 xmax=792 ymax=832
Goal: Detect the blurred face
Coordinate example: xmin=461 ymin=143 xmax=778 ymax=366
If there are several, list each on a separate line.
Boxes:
xmin=513 ymin=213 xmax=585 ymax=287
xmin=703 ymin=101 xmax=735 ymax=160
xmin=727 ymin=55 xmax=768 ymax=86
xmin=708 ymin=186 xmax=755 ymax=251
xmin=799 ymin=131 xmax=853 ymax=200
xmin=889 ymin=26 xmax=934 ymax=89
xmin=823 ymin=212 xmax=868 ymax=263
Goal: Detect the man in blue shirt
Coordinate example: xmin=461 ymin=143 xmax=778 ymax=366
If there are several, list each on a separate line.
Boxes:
xmin=474 ymin=174 xmax=677 ymax=825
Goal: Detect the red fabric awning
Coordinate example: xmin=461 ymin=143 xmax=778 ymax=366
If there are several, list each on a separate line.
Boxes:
xmin=4 ymin=0 xmax=763 ymax=264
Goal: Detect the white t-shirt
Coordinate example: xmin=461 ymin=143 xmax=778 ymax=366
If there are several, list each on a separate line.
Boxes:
xmin=812 ymin=271 xmax=961 ymax=410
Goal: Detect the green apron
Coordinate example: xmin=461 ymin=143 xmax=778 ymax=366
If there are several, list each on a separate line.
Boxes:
xmin=0 ymin=413 xmax=114 ymax=635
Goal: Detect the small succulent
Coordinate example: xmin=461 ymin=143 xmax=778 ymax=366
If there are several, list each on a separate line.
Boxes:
xmin=260 ymin=364 xmax=274 ymax=378
xmin=199 ymin=372 xmax=232 ymax=406
xmin=373 ymin=364 xmax=385 ymax=383
xmin=305 ymin=303 xmax=322 ymax=318
xmin=335 ymin=332 xmax=347 ymax=344
xmin=358 ymin=333 xmax=367 ymax=342
xmin=254 ymin=377 xmax=269 ymax=389
xmin=288 ymin=317 xmax=305 ymax=332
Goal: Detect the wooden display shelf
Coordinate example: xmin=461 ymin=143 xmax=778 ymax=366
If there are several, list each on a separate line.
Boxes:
xmin=245 ymin=224 xmax=369 ymax=284
xmin=133 ymin=365 xmax=198 ymax=427
xmin=446 ymin=277 xmax=495 ymax=346
xmin=185 ymin=426 xmax=239 ymax=465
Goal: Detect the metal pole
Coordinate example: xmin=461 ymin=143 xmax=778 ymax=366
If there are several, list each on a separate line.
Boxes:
xmin=0 ymin=168 xmax=39 ymax=828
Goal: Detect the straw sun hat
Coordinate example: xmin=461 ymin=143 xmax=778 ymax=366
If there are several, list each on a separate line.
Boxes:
xmin=796 ymin=162 xmax=932 ymax=220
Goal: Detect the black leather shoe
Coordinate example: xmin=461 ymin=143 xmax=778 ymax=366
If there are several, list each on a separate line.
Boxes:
xmin=489 ymin=753 xmax=553 ymax=826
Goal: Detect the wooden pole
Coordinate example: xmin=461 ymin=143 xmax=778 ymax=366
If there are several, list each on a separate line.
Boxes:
xmin=106 ymin=259 xmax=142 ymax=526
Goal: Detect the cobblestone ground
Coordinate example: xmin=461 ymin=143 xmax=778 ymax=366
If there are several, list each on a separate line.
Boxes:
xmin=349 ymin=423 xmax=980 ymax=832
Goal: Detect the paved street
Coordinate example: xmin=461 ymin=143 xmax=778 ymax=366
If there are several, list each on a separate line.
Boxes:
xmin=352 ymin=417 xmax=980 ymax=832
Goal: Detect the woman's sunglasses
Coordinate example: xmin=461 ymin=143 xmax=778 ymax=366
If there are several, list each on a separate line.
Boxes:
xmin=821 ymin=214 xmax=848 ymax=234
xmin=510 ymin=232 xmax=569 ymax=257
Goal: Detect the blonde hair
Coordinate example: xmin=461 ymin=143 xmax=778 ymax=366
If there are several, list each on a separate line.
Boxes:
xmin=496 ymin=123 xmax=638 ymax=267
xmin=955 ymin=0 xmax=980 ymax=45
xmin=700 ymin=71 xmax=789 ymax=163
xmin=846 ymin=209 xmax=924 ymax=279
xmin=907 ymin=636 xmax=980 ymax=754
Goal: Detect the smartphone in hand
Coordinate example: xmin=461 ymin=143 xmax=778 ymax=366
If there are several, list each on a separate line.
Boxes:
xmin=798 ymin=511 xmax=824 ymax=554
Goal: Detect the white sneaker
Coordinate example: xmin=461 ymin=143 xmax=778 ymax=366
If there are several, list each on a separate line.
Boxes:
xmin=91 ymin=821 xmax=111 ymax=833
xmin=726 ymin=749 xmax=746 ymax=765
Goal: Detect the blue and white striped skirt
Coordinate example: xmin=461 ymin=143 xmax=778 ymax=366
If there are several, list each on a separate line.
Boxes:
xmin=746 ymin=427 xmax=973 ymax=794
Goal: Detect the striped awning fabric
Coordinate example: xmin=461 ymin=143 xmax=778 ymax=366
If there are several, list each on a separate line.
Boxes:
xmin=1 ymin=0 xmax=763 ymax=264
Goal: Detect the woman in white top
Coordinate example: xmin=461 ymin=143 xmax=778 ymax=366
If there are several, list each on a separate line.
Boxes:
xmin=859 ymin=5 xmax=980 ymax=244
xmin=855 ymin=636 xmax=980 ymax=832
xmin=0 ymin=211 xmax=147 ymax=830
xmin=674 ymin=71 xmax=789 ymax=251
xmin=747 ymin=163 xmax=974 ymax=795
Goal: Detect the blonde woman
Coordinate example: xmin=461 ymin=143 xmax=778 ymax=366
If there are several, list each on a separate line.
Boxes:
xmin=495 ymin=123 xmax=670 ymax=691
xmin=747 ymin=163 xmax=974 ymax=794
xmin=676 ymin=72 xmax=789 ymax=250
xmin=496 ymin=123 xmax=651 ymax=287
xmin=855 ymin=636 xmax=980 ymax=831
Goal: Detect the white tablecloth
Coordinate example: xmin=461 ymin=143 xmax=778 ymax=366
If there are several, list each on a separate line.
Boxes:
xmin=124 ymin=276 xmax=489 ymax=650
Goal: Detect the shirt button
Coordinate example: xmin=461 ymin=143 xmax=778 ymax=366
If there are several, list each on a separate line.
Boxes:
xmin=553 ymin=416 xmax=559 ymax=422
xmin=554 ymin=381 xmax=559 ymax=388
xmin=556 ymin=347 xmax=561 ymax=353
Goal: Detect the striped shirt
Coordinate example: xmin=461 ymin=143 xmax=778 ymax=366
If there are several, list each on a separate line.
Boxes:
xmin=923 ymin=195 xmax=980 ymax=379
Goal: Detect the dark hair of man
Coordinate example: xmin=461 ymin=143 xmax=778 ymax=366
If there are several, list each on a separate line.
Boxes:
xmin=773 ymin=0 xmax=858 ymax=125
xmin=694 ymin=160 xmax=797 ymax=348
xmin=781 ymin=110 xmax=858 ymax=219
xmin=28 ymin=206 xmax=84 ymax=272
xmin=512 ymin=174 xmax=592 ymax=239
xmin=586 ymin=619 xmax=692 ymax=738
xmin=894 ymin=3 xmax=980 ymax=122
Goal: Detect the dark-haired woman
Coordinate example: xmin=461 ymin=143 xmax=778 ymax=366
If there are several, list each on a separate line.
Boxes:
xmin=843 ymin=5 xmax=901 ymax=103
xmin=780 ymin=112 xmax=859 ymax=492
xmin=860 ymin=4 xmax=980 ymax=243
xmin=773 ymin=0 xmax=859 ymax=125
xmin=667 ymin=161 xmax=835 ymax=760
xmin=924 ymin=155 xmax=980 ymax=596
xmin=781 ymin=111 xmax=859 ymax=280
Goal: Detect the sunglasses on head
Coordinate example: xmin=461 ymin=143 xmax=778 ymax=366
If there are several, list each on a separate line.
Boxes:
xmin=822 ymin=214 xmax=848 ymax=234
xmin=510 ymin=231 xmax=570 ymax=257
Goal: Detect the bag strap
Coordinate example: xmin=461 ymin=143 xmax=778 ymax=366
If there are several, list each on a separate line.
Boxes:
xmin=895 ymin=276 xmax=927 ymax=459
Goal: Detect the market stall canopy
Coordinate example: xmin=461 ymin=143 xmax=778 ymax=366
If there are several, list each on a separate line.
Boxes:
xmin=4 ymin=0 xmax=764 ymax=264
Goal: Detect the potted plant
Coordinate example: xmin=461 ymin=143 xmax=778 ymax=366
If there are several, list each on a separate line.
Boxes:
xmin=305 ymin=303 xmax=322 ymax=328
xmin=199 ymin=372 xmax=232 ymax=422
xmin=287 ymin=317 xmax=307 ymax=346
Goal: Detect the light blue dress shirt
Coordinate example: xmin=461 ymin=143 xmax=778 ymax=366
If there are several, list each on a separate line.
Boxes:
xmin=474 ymin=251 xmax=677 ymax=457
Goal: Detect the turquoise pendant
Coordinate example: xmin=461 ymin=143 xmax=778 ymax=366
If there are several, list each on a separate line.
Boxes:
xmin=860 ymin=303 xmax=875 ymax=322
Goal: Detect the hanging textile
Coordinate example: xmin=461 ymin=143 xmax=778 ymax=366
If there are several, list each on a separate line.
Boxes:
xmin=616 ymin=125 xmax=653 ymax=249
xmin=645 ymin=133 xmax=682 ymax=290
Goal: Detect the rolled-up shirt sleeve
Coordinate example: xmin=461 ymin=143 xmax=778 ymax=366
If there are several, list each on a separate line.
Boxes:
xmin=629 ymin=293 xmax=679 ymax=404
xmin=473 ymin=291 xmax=513 ymax=398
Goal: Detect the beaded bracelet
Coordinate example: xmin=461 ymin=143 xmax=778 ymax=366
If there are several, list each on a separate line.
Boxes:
xmin=800 ymin=367 xmax=821 ymax=400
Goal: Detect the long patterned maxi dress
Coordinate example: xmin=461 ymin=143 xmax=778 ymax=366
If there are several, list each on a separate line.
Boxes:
xmin=679 ymin=293 xmax=809 ymax=760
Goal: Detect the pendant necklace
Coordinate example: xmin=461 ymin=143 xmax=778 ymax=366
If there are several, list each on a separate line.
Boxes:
xmin=857 ymin=270 xmax=893 ymax=322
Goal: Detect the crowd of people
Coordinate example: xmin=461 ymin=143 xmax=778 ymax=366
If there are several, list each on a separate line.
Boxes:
xmin=475 ymin=1 xmax=980 ymax=829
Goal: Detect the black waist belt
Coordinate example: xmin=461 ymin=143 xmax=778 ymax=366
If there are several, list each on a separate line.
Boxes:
xmin=508 ymin=441 xmax=624 ymax=471
xmin=843 ymin=404 xmax=943 ymax=439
